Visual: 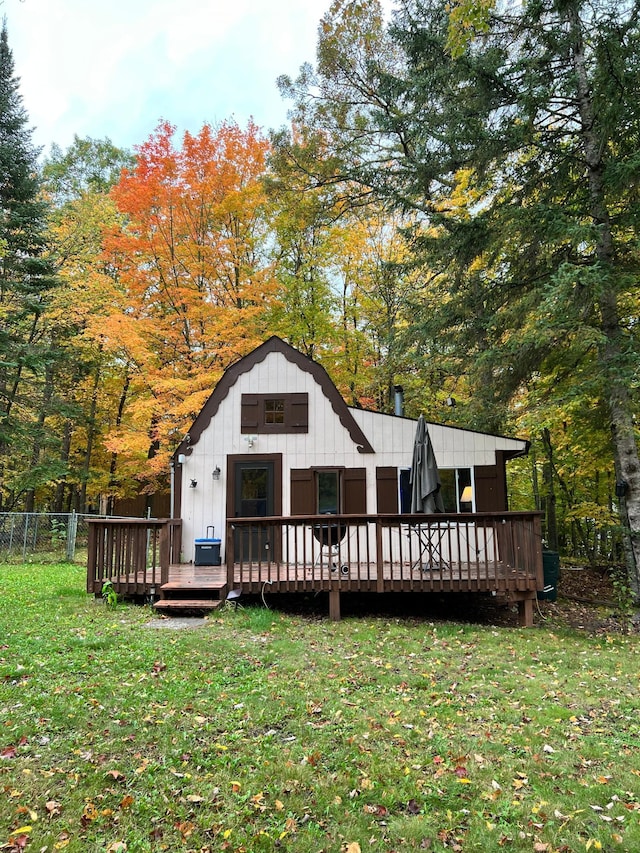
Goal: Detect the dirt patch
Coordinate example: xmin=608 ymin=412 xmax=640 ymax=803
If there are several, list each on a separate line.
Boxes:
xmin=536 ymin=565 xmax=639 ymax=635
xmin=145 ymin=616 xmax=209 ymax=630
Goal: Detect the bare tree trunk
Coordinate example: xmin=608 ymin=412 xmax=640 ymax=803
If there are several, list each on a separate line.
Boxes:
xmin=24 ymin=363 xmax=54 ymax=513
xmin=53 ymin=420 xmax=73 ymax=513
xmin=540 ymin=429 xmax=558 ymax=551
xmin=106 ymin=372 xmax=130 ymax=516
xmin=80 ymin=365 xmax=101 ymax=513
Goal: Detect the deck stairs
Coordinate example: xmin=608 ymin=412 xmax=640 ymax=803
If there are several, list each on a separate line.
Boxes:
xmin=153 ymin=578 xmax=228 ymax=614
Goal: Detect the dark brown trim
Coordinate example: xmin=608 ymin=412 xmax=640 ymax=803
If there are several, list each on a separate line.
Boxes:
xmin=225 ymin=454 xmax=283 ymax=520
xmin=174 ymin=337 xmax=374 ymax=457
xmin=173 ymin=461 xmax=183 ymax=519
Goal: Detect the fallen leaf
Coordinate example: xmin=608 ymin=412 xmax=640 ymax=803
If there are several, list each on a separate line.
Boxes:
xmin=81 ymin=803 xmax=98 ymax=825
xmin=1 ymin=745 xmax=17 ymax=759
xmin=285 ymin=817 xmax=298 ymax=833
xmin=106 ymin=770 xmax=126 ymax=782
xmin=344 ymin=844 xmax=361 ymax=853
xmin=46 ymin=800 xmax=62 ymax=818
xmin=407 ymin=799 xmax=421 ymax=815
xmin=9 ymin=827 xmax=32 ymax=837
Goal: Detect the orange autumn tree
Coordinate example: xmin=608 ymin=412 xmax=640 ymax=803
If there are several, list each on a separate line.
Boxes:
xmin=101 ymin=119 xmax=276 ymax=498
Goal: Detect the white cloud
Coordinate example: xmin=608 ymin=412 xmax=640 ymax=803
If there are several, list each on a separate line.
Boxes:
xmin=3 ymin=0 xmax=335 ymax=154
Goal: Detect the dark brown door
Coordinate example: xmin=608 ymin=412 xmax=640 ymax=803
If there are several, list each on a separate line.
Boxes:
xmin=233 ymin=460 xmax=275 ymax=561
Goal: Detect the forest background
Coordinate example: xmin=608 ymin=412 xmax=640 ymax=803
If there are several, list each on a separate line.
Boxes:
xmin=1 ymin=0 xmax=639 ymax=596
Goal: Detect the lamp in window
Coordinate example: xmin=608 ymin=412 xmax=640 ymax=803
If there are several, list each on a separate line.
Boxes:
xmin=212 ymin=466 xmax=221 ymax=481
xmin=460 ymin=485 xmax=473 ymax=508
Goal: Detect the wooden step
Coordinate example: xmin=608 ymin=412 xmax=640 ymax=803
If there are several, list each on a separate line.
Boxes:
xmin=153 ymin=598 xmax=223 ymax=611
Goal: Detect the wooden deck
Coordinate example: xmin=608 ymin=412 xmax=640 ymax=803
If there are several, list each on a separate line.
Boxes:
xmin=87 ymin=512 xmax=544 ymax=625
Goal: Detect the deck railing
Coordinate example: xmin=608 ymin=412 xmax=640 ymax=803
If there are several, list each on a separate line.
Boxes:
xmin=87 ymin=517 xmax=182 ymax=595
xmin=227 ymin=512 xmax=543 ymax=595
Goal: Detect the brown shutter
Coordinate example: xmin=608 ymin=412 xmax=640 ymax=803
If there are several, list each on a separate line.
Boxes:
xmin=241 ymin=394 xmax=260 ymax=431
xmin=291 ymin=469 xmax=315 ymax=515
xmin=288 ymin=394 xmax=309 ymax=432
xmin=376 ymin=467 xmax=398 ymax=513
xmin=343 ymin=468 xmax=367 ymax=513
xmin=474 ymin=459 xmax=507 ymax=511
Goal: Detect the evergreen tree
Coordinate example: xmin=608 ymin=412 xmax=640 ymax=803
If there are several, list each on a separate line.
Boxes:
xmin=279 ymin=0 xmax=640 ymax=597
xmin=0 ymin=18 xmax=57 ymax=511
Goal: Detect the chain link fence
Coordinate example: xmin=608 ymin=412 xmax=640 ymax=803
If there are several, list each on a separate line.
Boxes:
xmin=0 ymin=512 xmax=92 ymax=563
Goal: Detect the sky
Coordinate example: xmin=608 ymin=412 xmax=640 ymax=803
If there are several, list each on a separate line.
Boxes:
xmin=3 ymin=0 xmax=338 ymax=157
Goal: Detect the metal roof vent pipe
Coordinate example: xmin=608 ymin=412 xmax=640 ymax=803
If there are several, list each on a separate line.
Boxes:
xmin=393 ymin=385 xmax=404 ymax=417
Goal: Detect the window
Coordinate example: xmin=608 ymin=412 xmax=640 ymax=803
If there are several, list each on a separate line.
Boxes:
xmin=439 ymin=468 xmax=473 ymax=512
xmin=264 ymin=398 xmax=285 ymax=424
xmin=291 ymin=468 xmax=366 ymax=515
xmin=399 ymin=468 xmax=411 ymax=513
xmin=241 ymin=393 xmax=308 ymax=434
xmin=317 ymin=470 xmax=340 ymax=514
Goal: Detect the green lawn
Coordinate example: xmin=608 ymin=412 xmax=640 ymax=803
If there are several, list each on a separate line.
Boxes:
xmin=1 ymin=564 xmax=639 ymax=852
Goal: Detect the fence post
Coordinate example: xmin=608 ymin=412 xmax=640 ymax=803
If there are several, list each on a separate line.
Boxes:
xmin=22 ymin=514 xmax=29 ymax=562
xmin=66 ymin=511 xmax=78 ymax=562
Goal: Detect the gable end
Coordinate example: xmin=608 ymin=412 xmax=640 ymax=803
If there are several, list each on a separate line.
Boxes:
xmin=175 ymin=337 xmax=374 ymax=457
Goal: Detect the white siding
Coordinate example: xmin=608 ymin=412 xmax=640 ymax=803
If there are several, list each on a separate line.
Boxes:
xmin=178 ymin=351 xmax=528 ymax=561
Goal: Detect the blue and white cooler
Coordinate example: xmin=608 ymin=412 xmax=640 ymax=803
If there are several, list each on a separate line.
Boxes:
xmin=194 ymin=526 xmax=221 ymax=566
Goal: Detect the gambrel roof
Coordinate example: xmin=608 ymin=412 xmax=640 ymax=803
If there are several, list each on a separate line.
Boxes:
xmin=174 ymin=336 xmax=374 ymax=458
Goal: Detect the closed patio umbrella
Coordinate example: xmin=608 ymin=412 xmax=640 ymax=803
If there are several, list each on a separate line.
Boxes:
xmin=410 ymin=414 xmax=445 ymax=513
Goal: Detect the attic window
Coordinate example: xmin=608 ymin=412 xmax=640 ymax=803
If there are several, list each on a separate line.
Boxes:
xmin=264 ymin=398 xmax=285 ymax=424
xmin=241 ymin=393 xmax=308 ymax=434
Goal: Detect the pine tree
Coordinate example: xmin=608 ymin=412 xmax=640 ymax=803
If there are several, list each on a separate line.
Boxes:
xmin=279 ymin=0 xmax=640 ymax=597
xmin=0 ymin=18 xmax=57 ymax=511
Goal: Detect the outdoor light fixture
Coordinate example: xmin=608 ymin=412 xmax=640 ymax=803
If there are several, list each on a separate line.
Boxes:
xmin=212 ymin=466 xmax=221 ymax=481
xmin=177 ymin=453 xmax=186 ymax=464
xmin=245 ymin=434 xmax=257 ymax=448
xmin=190 ymin=479 xmax=197 ymax=489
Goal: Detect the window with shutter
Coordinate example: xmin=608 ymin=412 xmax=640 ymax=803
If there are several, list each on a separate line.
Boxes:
xmin=241 ymin=393 xmax=308 ymax=434
xmin=290 ymin=467 xmax=367 ymax=514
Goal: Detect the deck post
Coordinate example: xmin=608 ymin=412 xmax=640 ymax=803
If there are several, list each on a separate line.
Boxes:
xmin=517 ymin=596 xmax=534 ymax=628
xmin=159 ymin=522 xmax=170 ymax=586
xmin=329 ymin=588 xmax=341 ymax=621
xmin=376 ymin=518 xmax=385 ymax=592
xmin=226 ymin=523 xmax=235 ymax=593
xmin=87 ymin=521 xmax=98 ymax=593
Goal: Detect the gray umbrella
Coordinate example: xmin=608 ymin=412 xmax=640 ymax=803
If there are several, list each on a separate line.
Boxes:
xmin=410 ymin=414 xmax=445 ymax=513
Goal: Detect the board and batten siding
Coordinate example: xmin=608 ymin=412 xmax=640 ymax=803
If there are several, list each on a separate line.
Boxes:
xmin=177 ymin=349 xmax=528 ymax=562
xmin=179 ymin=351 xmax=370 ymax=561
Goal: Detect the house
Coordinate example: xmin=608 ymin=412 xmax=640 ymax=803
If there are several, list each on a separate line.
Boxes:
xmin=87 ymin=336 xmax=542 ymax=625
xmin=172 ymin=336 xmax=529 ymax=563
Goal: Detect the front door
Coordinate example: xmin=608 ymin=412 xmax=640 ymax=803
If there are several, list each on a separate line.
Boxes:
xmin=233 ymin=459 xmax=275 ymax=562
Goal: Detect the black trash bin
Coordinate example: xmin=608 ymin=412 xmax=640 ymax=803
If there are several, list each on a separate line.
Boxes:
xmin=538 ymin=550 xmax=560 ymax=601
